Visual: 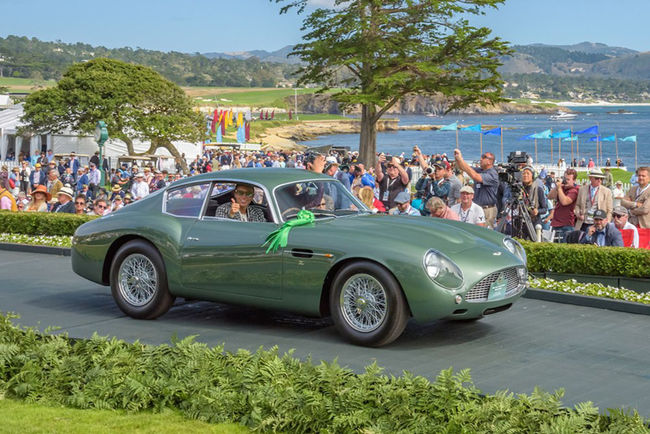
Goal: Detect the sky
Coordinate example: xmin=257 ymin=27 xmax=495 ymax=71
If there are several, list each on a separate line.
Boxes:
xmin=0 ymin=0 xmax=648 ymax=54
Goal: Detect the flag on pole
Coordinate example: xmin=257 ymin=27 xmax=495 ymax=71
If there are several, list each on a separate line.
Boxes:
xmin=588 ymin=136 xmax=602 ymax=142
xmin=460 ymin=124 xmax=481 ymax=132
xmin=220 ymin=114 xmax=226 ymax=136
xmin=236 ymin=124 xmax=245 ymax=144
xmin=245 ymin=122 xmax=250 ymax=142
xmin=216 ymin=122 xmax=223 ymax=143
xmin=260 ymin=111 xmax=263 ymax=120
xmin=483 ymin=127 xmax=501 ymax=136
xmin=574 ymin=125 xmax=599 ymax=135
xmin=563 ymin=136 xmax=579 ymax=141
xmin=211 ymin=110 xmax=218 ymax=132
xmin=265 ymin=111 xmax=269 ymax=120
xmin=600 ymin=135 xmax=616 ymax=142
xmin=530 ymin=129 xmax=552 ymax=139
xmin=439 ymin=122 xmax=458 ymax=131
xmin=237 ymin=111 xmax=243 ymax=128
xmin=271 ymin=110 xmax=275 ymax=120
xmin=288 ymin=110 xmax=292 ymax=120
xmin=550 ymin=129 xmax=572 ymax=139
xmin=519 ymin=133 xmax=535 ymax=140
xmin=620 ymin=136 xmax=637 ymax=142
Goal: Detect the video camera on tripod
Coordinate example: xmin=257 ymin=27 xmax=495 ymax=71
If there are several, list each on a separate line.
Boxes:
xmin=495 ymin=151 xmax=538 ymax=241
xmin=496 ymin=151 xmax=529 ymax=186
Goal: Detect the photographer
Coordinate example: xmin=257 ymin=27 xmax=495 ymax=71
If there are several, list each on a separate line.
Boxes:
xmin=547 ymin=168 xmax=579 ymax=242
xmin=376 ymin=154 xmax=409 ymax=209
xmin=453 ymin=149 xmax=499 ymax=228
xmin=413 ymin=146 xmax=450 ymax=203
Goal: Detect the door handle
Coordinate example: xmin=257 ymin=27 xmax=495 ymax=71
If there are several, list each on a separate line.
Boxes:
xmin=187 ymin=237 xmax=199 ymax=241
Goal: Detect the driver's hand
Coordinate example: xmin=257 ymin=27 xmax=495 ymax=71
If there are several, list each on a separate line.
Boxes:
xmin=230 ymin=198 xmax=240 ymax=216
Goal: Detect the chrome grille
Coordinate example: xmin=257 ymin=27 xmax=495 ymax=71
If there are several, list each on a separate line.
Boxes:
xmin=465 ymin=267 xmax=522 ymax=302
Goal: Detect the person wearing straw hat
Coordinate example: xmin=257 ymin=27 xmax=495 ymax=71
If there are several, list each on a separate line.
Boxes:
xmin=25 ymin=185 xmax=50 ymax=212
xmin=573 ymin=168 xmax=613 ymax=231
xmin=52 ymin=185 xmax=75 ymax=213
xmin=612 ymin=180 xmax=625 ymax=208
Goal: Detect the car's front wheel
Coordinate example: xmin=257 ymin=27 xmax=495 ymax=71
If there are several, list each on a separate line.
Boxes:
xmin=330 ymin=261 xmax=409 ymax=347
xmin=110 ymin=240 xmax=175 ymax=319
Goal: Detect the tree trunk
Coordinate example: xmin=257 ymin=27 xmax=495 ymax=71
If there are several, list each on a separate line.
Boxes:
xmin=359 ymin=103 xmax=378 ymax=168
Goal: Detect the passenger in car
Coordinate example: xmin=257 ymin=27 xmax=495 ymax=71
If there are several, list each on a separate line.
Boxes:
xmin=215 ymin=184 xmax=266 ymax=222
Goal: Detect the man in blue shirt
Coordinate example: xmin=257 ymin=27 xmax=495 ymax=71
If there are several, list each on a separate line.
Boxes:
xmin=453 ymin=149 xmax=499 ymax=229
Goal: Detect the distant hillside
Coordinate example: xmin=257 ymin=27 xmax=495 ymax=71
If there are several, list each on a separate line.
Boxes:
xmin=0 ymin=35 xmax=298 ymax=87
xmin=202 ymin=45 xmax=302 ymax=64
xmin=528 ymin=42 xmax=637 ymax=57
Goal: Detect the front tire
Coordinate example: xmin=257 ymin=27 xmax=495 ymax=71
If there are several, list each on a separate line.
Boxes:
xmin=110 ymin=240 xmax=175 ymax=319
xmin=330 ymin=261 xmax=409 ymax=347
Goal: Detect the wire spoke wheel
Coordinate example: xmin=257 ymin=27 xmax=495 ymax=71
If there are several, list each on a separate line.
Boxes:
xmin=118 ymin=253 xmax=158 ymax=306
xmin=339 ymin=273 xmax=387 ymax=333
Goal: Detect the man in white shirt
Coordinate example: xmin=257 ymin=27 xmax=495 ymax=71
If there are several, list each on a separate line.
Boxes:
xmin=612 ymin=181 xmax=625 ymax=208
xmin=612 ymin=206 xmax=639 ymax=248
xmin=451 ymin=185 xmax=486 ymax=226
xmin=130 ymin=172 xmax=150 ymax=200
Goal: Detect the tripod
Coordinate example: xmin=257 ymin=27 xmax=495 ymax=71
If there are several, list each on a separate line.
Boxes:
xmin=496 ymin=184 xmax=537 ymax=241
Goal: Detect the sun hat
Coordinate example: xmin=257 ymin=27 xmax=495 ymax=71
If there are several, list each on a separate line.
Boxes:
xmin=134 ymin=172 xmax=144 ymax=178
xmin=112 ymin=184 xmax=122 ymax=192
xmin=57 ymin=186 xmax=74 ymax=199
xmin=35 ymin=163 xmax=41 ymax=168
xmin=460 ymin=185 xmax=474 ymax=194
xmin=29 ymin=185 xmax=51 ymax=201
xmin=588 ymin=168 xmax=605 ymax=179
xmin=394 ymin=191 xmax=411 ymax=204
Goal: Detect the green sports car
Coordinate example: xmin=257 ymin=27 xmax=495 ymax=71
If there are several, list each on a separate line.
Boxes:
xmin=72 ymin=168 xmax=528 ymax=347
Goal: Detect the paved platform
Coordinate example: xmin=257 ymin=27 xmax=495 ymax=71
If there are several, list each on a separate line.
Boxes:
xmin=1 ymin=250 xmax=648 ymax=416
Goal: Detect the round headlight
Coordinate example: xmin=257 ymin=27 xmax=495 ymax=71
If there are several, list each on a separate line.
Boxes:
xmin=423 ymin=250 xmax=464 ymax=289
xmin=503 ymin=238 xmax=527 ymax=263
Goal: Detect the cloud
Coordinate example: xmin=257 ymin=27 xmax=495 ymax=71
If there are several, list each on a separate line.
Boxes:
xmin=308 ymin=0 xmax=337 ymax=7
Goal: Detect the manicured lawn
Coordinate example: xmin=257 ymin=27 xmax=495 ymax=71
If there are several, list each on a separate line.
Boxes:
xmin=0 ymin=77 xmax=56 ymax=93
xmin=576 ymin=167 xmax=633 ymax=183
xmin=0 ymin=398 xmax=249 ymax=434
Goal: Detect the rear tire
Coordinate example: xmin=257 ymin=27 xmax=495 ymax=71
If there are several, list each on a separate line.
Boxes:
xmin=110 ymin=240 xmax=175 ymax=319
xmin=330 ymin=261 xmax=409 ymax=347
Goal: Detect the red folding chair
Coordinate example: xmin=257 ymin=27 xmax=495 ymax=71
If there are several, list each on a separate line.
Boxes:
xmin=637 ymin=228 xmax=650 ymax=249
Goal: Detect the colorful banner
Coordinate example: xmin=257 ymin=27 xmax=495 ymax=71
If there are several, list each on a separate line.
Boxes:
xmin=550 ymin=129 xmax=572 ymax=139
xmin=530 ymin=129 xmax=552 ymax=139
xmin=460 ymin=124 xmax=482 ymax=132
xmin=439 ymin=122 xmax=458 ymax=131
xmin=483 ymin=127 xmax=501 ymax=136
xmin=574 ymin=125 xmax=599 ymax=135
xmin=620 ymin=136 xmax=637 ymax=142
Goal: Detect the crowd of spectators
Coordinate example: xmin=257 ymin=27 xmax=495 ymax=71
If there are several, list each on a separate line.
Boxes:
xmin=1 ymin=146 xmax=648 ymax=248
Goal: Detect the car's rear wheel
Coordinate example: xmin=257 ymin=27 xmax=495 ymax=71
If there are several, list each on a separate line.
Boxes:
xmin=330 ymin=261 xmax=409 ymax=347
xmin=110 ymin=240 xmax=174 ymax=319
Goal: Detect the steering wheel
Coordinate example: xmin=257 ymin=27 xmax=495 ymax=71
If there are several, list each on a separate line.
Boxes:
xmin=281 ymin=207 xmax=301 ymax=220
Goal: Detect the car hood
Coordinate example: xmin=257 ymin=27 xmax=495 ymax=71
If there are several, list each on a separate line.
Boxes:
xmin=316 ymin=214 xmax=504 ymax=255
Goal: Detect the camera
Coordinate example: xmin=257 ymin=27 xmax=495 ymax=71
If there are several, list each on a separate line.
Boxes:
xmin=425 ymin=167 xmax=434 ymax=175
xmin=496 ymin=151 xmax=529 ymax=185
xmin=384 ymin=155 xmax=392 ymax=162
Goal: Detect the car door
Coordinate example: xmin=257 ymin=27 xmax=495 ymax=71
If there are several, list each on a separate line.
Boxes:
xmin=180 ymin=182 xmax=283 ymax=300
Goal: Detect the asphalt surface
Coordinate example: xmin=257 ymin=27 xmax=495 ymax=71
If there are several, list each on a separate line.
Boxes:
xmin=2 ymin=250 xmax=649 ymax=416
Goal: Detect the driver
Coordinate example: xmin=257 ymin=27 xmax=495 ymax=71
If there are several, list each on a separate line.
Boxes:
xmin=215 ymin=184 xmax=266 ymax=222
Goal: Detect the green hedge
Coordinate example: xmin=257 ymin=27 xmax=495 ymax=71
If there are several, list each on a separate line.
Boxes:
xmin=521 ymin=240 xmax=650 ymax=278
xmin=0 ymin=210 xmax=96 ymax=236
xmin=0 ymin=314 xmax=646 ymax=432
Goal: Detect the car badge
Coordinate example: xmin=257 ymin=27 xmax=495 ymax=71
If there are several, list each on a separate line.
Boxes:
xmin=492 ymin=251 xmax=502 ymax=256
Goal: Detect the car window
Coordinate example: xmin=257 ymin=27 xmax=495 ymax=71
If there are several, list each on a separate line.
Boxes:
xmin=205 ymin=182 xmax=271 ymax=222
xmin=165 ymin=183 xmax=210 ymax=217
xmin=274 ymin=179 xmax=367 ymax=221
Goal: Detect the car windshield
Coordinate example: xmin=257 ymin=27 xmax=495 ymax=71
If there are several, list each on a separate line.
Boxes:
xmin=274 ymin=179 xmax=368 ymax=221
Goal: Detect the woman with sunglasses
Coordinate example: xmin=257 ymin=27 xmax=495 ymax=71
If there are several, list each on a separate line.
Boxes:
xmin=215 ymin=184 xmax=266 ymax=222
xmin=74 ymin=195 xmax=87 ymax=215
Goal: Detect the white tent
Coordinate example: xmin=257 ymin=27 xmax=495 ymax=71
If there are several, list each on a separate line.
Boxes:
xmin=0 ymin=103 xmax=201 ymax=169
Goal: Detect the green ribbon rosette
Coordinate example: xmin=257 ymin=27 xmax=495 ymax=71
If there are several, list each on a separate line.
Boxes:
xmin=263 ymin=209 xmax=315 ymax=254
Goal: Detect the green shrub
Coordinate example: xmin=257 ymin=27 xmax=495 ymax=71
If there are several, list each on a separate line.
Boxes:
xmin=521 ymin=240 xmax=650 ymax=278
xmin=0 ymin=313 xmax=646 ymax=432
xmin=0 ymin=211 xmax=96 ymax=236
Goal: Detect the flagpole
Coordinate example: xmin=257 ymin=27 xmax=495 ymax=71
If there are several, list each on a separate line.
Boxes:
xmin=635 ymin=139 xmax=638 ymax=170
xmin=500 ymin=128 xmax=503 ymax=162
xmin=456 ymin=125 xmax=459 ymax=149
xmin=596 ymin=121 xmax=601 ymax=167
xmin=559 ymin=136 xmax=562 ymax=164
xmin=570 ymin=127 xmax=574 ymax=164
xmin=550 ymin=129 xmax=553 ymax=166
xmin=577 ymin=137 xmax=580 ymax=164
xmin=534 ymin=139 xmax=538 ymax=164
xmin=615 ymin=133 xmax=618 ymax=162
xmin=480 ymin=130 xmax=483 ymax=156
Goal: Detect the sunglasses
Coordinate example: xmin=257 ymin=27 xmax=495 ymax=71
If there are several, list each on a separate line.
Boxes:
xmin=234 ymin=190 xmax=254 ymax=197
xmin=96 ymin=205 xmax=106 ymax=209
xmin=613 ymin=214 xmax=625 ymax=218
xmin=75 ymin=201 xmax=85 ymax=205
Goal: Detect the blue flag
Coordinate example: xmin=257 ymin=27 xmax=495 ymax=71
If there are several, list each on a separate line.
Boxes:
xmin=439 ymin=122 xmax=458 ymax=131
xmin=483 ymin=127 xmax=501 ymax=136
xmin=236 ymin=124 xmax=245 ymax=143
xmin=589 ymin=136 xmax=602 ymax=142
xmin=519 ymin=133 xmax=535 ymax=140
xmin=530 ymin=129 xmax=552 ymax=139
xmin=620 ymin=136 xmax=637 ymax=142
xmin=460 ymin=124 xmax=482 ymax=132
xmin=216 ymin=125 xmax=223 ymax=143
xmin=601 ymin=135 xmax=616 ymax=142
xmin=563 ymin=136 xmax=579 ymax=142
xmin=574 ymin=125 xmax=599 ymax=135
xmin=550 ymin=129 xmax=572 ymax=139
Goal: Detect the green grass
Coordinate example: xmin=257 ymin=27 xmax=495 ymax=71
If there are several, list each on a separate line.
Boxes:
xmin=0 ymin=77 xmax=56 ymax=93
xmin=188 ymin=87 xmax=343 ymax=108
xmin=0 ymin=398 xmax=248 ymax=434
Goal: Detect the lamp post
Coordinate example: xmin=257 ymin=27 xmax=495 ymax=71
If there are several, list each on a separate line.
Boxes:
xmin=94 ymin=121 xmax=108 ymax=186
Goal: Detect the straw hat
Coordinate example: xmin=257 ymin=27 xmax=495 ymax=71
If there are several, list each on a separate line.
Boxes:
xmin=112 ymin=184 xmax=122 ymax=192
xmin=30 ymin=185 xmax=52 ymax=201
xmin=57 ymin=186 xmax=74 ymax=199
xmin=588 ymin=168 xmax=605 ymax=179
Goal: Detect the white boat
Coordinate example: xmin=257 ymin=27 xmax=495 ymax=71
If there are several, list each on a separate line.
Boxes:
xmin=549 ymin=111 xmax=578 ymax=121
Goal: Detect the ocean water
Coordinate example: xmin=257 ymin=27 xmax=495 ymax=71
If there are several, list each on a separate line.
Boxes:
xmin=299 ymin=106 xmax=650 ymax=168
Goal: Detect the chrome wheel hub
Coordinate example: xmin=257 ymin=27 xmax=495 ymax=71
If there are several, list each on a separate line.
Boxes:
xmin=118 ymin=253 xmax=157 ymax=306
xmin=340 ymin=273 xmax=387 ymax=332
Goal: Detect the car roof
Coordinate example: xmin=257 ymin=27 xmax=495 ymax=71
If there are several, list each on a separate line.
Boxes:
xmin=176 ymin=168 xmax=335 ymax=190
